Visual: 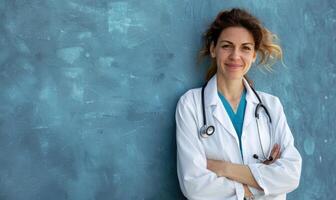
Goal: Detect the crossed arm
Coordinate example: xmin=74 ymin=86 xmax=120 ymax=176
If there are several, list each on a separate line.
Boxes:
xmin=207 ymin=144 xmax=281 ymax=197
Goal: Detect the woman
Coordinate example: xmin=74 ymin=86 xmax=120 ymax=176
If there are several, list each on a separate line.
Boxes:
xmin=175 ymin=8 xmax=302 ymax=200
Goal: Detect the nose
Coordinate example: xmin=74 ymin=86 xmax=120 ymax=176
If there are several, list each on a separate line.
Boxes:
xmin=229 ymin=48 xmax=240 ymax=60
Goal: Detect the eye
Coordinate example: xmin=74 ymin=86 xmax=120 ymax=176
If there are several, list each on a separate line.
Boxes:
xmin=242 ymin=46 xmax=252 ymax=51
xmin=221 ymin=44 xmax=232 ymax=49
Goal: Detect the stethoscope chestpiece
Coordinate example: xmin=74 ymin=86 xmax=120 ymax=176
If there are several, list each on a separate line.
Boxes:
xmin=200 ymin=125 xmax=215 ymax=138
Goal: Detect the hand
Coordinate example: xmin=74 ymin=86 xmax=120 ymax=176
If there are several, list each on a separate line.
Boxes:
xmin=243 ymin=184 xmax=253 ymax=198
xmin=206 ymin=159 xmax=227 ymax=177
xmin=263 ymin=143 xmax=281 ymax=165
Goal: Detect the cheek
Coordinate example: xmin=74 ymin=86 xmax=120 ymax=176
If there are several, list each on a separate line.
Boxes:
xmin=215 ymin=50 xmax=229 ymax=60
xmin=243 ymin=55 xmax=255 ymax=64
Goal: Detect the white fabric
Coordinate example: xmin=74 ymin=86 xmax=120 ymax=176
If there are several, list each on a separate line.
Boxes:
xmin=176 ymin=74 xmax=302 ymax=200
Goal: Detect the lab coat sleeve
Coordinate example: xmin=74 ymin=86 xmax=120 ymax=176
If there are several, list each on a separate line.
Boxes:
xmin=176 ymin=93 xmax=237 ymax=200
xmin=248 ymin=97 xmax=302 ymax=196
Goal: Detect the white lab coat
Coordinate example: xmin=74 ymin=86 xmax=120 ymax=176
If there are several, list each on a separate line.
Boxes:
xmin=175 ymin=74 xmax=302 ymax=200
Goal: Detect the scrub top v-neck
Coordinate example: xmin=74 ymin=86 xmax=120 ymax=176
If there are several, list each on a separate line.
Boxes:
xmin=218 ymin=89 xmax=247 ymax=154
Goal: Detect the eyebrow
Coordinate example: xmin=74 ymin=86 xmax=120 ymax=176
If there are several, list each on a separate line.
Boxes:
xmin=219 ymin=40 xmax=254 ymax=46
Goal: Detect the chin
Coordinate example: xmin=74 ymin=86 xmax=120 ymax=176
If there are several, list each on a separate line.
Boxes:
xmin=217 ymin=68 xmax=247 ymax=81
xmin=221 ymin=74 xmax=244 ymax=81
xmin=224 ymin=71 xmax=245 ymax=79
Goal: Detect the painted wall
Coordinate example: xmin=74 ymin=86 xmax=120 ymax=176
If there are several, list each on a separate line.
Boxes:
xmin=0 ymin=0 xmax=335 ymax=199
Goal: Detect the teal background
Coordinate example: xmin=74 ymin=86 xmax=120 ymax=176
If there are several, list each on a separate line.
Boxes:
xmin=0 ymin=0 xmax=335 ymax=199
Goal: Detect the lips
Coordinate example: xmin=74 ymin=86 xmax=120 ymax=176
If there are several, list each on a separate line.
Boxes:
xmin=225 ymin=63 xmax=242 ymax=68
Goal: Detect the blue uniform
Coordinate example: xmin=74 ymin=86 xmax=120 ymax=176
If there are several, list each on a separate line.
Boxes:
xmin=218 ymin=89 xmax=247 ymax=156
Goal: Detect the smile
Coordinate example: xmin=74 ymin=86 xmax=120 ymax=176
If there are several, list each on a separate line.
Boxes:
xmin=225 ymin=63 xmax=243 ymax=69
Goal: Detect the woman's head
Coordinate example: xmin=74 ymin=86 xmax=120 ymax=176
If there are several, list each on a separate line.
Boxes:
xmin=199 ymin=8 xmax=282 ymax=81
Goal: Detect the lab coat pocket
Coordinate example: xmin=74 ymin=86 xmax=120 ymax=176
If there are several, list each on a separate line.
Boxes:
xmin=199 ymin=132 xmax=222 ymax=160
xmin=199 ymin=121 xmax=236 ymax=162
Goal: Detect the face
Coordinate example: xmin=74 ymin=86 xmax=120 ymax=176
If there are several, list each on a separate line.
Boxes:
xmin=210 ymin=26 xmax=257 ymax=81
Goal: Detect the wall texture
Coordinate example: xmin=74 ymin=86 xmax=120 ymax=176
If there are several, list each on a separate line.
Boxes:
xmin=0 ymin=0 xmax=335 ymax=199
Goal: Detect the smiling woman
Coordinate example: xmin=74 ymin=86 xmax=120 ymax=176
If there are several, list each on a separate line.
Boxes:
xmin=210 ymin=26 xmax=257 ymax=108
xmin=175 ymin=8 xmax=302 ymax=200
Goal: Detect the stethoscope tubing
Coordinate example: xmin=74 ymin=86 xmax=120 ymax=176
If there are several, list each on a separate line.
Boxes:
xmin=200 ymin=80 xmax=273 ymax=162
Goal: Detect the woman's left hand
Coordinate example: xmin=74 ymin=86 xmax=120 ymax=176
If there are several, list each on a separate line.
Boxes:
xmin=263 ymin=143 xmax=281 ymax=165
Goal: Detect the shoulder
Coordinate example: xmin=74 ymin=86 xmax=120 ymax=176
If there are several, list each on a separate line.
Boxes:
xmin=256 ymin=91 xmax=286 ymax=118
xmin=177 ymin=87 xmax=202 ymax=106
xmin=175 ymin=87 xmax=202 ymax=121
xmin=256 ymin=91 xmax=282 ymax=107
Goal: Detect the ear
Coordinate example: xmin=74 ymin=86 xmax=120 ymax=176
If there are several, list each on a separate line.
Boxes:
xmin=210 ymin=42 xmax=216 ymax=58
xmin=252 ymin=51 xmax=257 ymax=63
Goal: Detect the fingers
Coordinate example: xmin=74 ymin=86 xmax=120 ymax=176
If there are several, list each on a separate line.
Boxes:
xmin=273 ymin=144 xmax=281 ymax=160
xmin=270 ymin=144 xmax=278 ymax=158
xmin=263 ymin=144 xmax=281 ymax=165
xmin=270 ymin=144 xmax=280 ymax=159
xmin=243 ymin=184 xmax=253 ymax=197
xmin=275 ymin=145 xmax=281 ymax=160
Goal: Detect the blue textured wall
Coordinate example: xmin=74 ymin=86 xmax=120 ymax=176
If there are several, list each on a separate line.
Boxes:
xmin=0 ymin=0 xmax=335 ymax=199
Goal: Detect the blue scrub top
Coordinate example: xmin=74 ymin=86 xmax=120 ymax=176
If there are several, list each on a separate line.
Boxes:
xmin=218 ymin=89 xmax=247 ymax=156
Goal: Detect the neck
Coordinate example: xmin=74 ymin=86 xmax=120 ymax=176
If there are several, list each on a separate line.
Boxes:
xmin=217 ymin=75 xmax=244 ymax=102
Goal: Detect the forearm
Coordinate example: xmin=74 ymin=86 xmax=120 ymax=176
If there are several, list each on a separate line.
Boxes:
xmin=224 ymin=162 xmax=263 ymax=190
xmin=207 ymin=159 xmax=263 ymax=190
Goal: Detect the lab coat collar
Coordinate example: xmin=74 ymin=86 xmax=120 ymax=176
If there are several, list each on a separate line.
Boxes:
xmin=242 ymin=78 xmax=260 ymax=134
xmin=203 ymin=74 xmax=259 ymax=145
xmin=204 ymin=74 xmax=259 ymax=107
xmin=243 ymin=78 xmax=260 ymax=104
xmin=203 ymin=75 xmax=218 ymax=107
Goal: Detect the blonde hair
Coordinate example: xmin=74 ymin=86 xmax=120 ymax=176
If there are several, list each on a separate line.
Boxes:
xmin=199 ymin=8 xmax=283 ymax=81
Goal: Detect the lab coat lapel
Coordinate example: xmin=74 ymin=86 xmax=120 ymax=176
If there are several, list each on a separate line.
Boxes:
xmin=242 ymin=99 xmax=254 ymax=132
xmin=242 ymin=78 xmax=259 ymax=131
xmin=212 ymin=103 xmax=238 ymax=141
xmin=204 ymin=75 xmax=239 ymax=142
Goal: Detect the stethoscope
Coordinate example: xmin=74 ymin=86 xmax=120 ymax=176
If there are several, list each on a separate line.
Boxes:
xmin=199 ymin=81 xmax=274 ymax=162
